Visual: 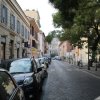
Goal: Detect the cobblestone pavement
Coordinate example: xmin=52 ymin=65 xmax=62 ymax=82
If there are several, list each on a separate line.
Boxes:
xmin=39 ymin=60 xmax=100 ymax=100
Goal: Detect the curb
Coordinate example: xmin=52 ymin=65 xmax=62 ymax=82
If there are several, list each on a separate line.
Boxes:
xmin=80 ymin=69 xmax=100 ymax=79
xmin=63 ymin=61 xmax=100 ymax=79
xmin=71 ymin=64 xmax=100 ymax=79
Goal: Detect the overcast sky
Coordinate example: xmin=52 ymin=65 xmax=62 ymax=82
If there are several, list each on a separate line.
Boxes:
xmin=17 ymin=0 xmax=57 ymax=36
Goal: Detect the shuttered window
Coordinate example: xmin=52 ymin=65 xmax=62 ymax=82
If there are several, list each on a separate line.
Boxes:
xmin=25 ymin=28 xmax=27 ymax=39
xmin=1 ymin=5 xmax=8 ymax=25
xmin=17 ymin=20 xmax=20 ymax=34
xmin=10 ymin=14 xmax=15 ymax=30
xmin=21 ymin=25 xmax=24 ymax=36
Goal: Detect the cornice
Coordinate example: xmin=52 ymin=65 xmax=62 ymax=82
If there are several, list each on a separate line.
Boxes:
xmin=0 ymin=23 xmax=26 ymax=40
xmin=6 ymin=0 xmax=30 ymax=28
xmin=0 ymin=23 xmax=16 ymax=36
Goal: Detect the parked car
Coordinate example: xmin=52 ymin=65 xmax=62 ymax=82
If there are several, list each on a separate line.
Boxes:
xmin=0 ymin=68 xmax=25 ymax=100
xmin=43 ymin=55 xmax=51 ymax=64
xmin=35 ymin=58 xmax=48 ymax=79
xmin=52 ymin=56 xmax=61 ymax=60
xmin=39 ymin=57 xmax=49 ymax=68
xmin=47 ymin=57 xmax=51 ymax=64
xmin=9 ymin=58 xmax=43 ymax=99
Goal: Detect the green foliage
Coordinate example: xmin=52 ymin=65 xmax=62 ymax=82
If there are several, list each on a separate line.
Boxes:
xmin=52 ymin=12 xmax=64 ymax=28
xmin=45 ymin=35 xmax=52 ymax=44
xmin=45 ymin=30 xmax=61 ymax=43
xmin=49 ymin=0 xmax=79 ymax=28
xmin=49 ymin=0 xmax=100 ymax=60
xmin=49 ymin=0 xmax=100 ymax=49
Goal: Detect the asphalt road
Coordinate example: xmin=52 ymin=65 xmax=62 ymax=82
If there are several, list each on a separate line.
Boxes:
xmin=39 ymin=60 xmax=100 ymax=100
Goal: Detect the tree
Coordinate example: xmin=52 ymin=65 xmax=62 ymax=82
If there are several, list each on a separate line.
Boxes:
xmin=73 ymin=0 xmax=100 ymax=60
xmin=49 ymin=0 xmax=100 ymax=60
xmin=45 ymin=30 xmax=60 ymax=43
xmin=49 ymin=0 xmax=79 ymax=28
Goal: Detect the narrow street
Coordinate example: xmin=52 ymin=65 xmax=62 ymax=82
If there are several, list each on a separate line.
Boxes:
xmin=40 ymin=60 xmax=100 ymax=100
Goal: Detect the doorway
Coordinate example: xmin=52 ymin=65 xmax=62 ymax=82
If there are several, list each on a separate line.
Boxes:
xmin=1 ymin=43 xmax=5 ymax=60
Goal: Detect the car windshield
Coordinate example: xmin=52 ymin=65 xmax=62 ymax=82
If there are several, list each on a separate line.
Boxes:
xmin=9 ymin=59 xmax=32 ymax=73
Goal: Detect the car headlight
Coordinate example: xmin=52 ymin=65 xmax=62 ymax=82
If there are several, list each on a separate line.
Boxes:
xmin=24 ymin=77 xmax=33 ymax=85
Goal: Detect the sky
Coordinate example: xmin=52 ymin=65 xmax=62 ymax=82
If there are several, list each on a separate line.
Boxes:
xmin=17 ymin=0 xmax=57 ymax=36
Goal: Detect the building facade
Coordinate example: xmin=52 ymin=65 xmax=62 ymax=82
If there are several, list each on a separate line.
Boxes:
xmin=50 ymin=37 xmax=60 ymax=56
xmin=0 ymin=0 xmax=30 ymax=62
xmin=59 ymin=41 xmax=72 ymax=58
xmin=38 ymin=31 xmax=45 ymax=57
xmin=74 ymin=38 xmax=88 ymax=65
xmin=27 ymin=17 xmax=40 ymax=58
xmin=24 ymin=9 xmax=41 ymax=28
xmin=24 ymin=9 xmax=46 ymax=57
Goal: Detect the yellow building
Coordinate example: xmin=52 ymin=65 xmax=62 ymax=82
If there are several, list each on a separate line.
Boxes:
xmin=27 ymin=17 xmax=40 ymax=58
xmin=24 ymin=10 xmax=45 ymax=57
xmin=74 ymin=38 xmax=88 ymax=65
xmin=59 ymin=41 xmax=72 ymax=58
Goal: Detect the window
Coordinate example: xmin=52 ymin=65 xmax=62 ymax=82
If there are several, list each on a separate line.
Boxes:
xmin=32 ymin=40 xmax=36 ymax=47
xmin=1 ymin=43 xmax=5 ymax=60
xmin=25 ymin=28 xmax=27 ymax=39
xmin=1 ymin=5 xmax=7 ymax=24
xmin=0 ymin=71 xmax=15 ymax=100
xmin=32 ymin=26 xmax=34 ymax=36
xmin=28 ymin=31 xmax=30 ymax=40
xmin=10 ymin=14 xmax=15 ymax=30
xmin=17 ymin=20 xmax=20 ymax=34
xmin=9 ymin=40 xmax=14 ymax=59
xmin=21 ymin=25 xmax=24 ymax=36
xmin=27 ymin=30 xmax=28 ymax=40
xmin=35 ymin=32 xmax=38 ymax=40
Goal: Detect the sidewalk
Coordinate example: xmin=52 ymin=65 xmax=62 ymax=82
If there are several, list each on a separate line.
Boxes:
xmin=64 ymin=60 xmax=100 ymax=78
xmin=77 ymin=65 xmax=100 ymax=78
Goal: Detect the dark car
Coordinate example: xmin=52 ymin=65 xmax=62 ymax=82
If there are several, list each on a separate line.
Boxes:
xmin=39 ymin=57 xmax=49 ymax=68
xmin=47 ymin=57 xmax=51 ymax=64
xmin=9 ymin=58 xmax=43 ymax=99
xmin=0 ymin=68 xmax=25 ymax=100
xmin=35 ymin=58 xmax=48 ymax=79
